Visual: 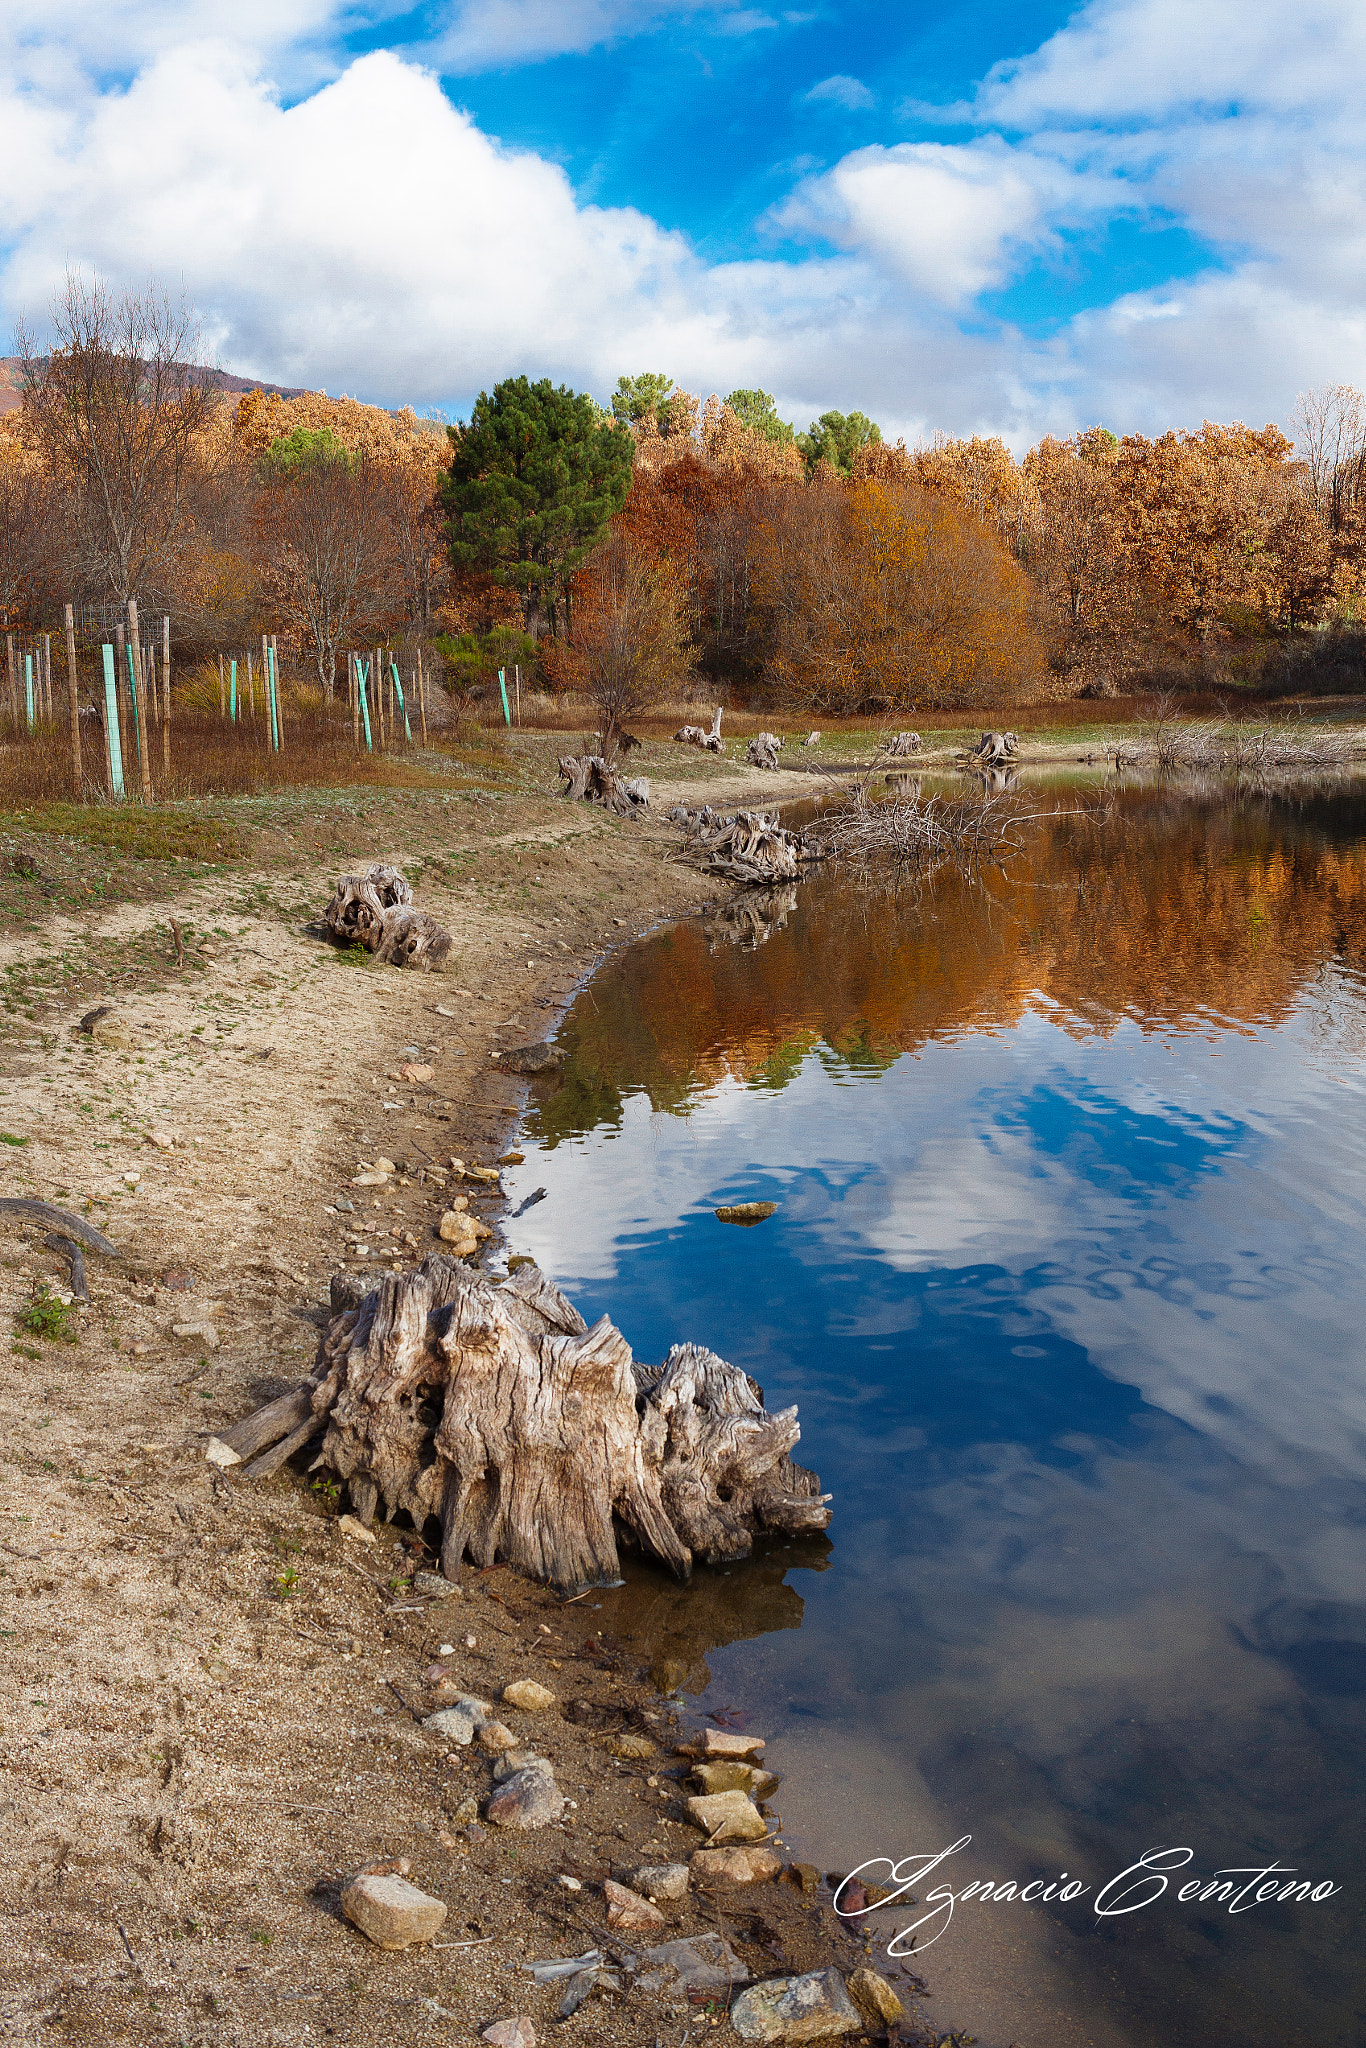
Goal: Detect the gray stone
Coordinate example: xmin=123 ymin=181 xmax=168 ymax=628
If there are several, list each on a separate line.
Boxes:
xmin=423 ymin=1706 xmax=478 ymax=1745
xmin=493 ymin=1749 xmax=547 ymax=1781
xmin=412 ymin=1569 xmax=461 ymax=1600
xmin=685 ymin=1789 xmax=767 ymax=1842
xmin=484 ymin=1761 xmax=564 ymax=1830
xmin=339 ymin=1873 xmax=447 ymax=1949
xmin=641 ymin=1932 xmax=749 ymax=1993
xmin=730 ymin=1969 xmax=860 ymax=2042
xmin=172 ymin=1320 xmax=220 ymax=1348
xmin=631 ymin=1862 xmax=690 ymax=1902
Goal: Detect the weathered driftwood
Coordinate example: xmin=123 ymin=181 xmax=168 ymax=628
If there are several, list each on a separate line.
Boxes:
xmin=373 ymin=906 xmax=452 ymax=973
xmin=44 ymin=1233 xmax=89 ymax=1303
xmin=746 ymin=732 xmax=784 ymax=770
xmin=882 ymin=731 xmax=922 ymax=757
xmin=222 ymin=1256 xmax=831 ymax=1592
xmin=324 ymin=864 xmax=414 ymax=951
xmin=0 ymin=1199 xmax=120 ymax=1258
xmin=801 ymin=731 xmax=821 ymax=748
xmin=674 ymin=706 xmax=724 ymax=753
xmin=968 ymin=730 xmax=1019 ymax=765
xmin=673 ymin=807 xmax=813 ymax=885
xmin=558 ymin=755 xmax=650 ymax=817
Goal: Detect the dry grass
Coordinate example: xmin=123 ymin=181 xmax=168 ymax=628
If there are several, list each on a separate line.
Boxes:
xmin=0 ymin=702 xmax=515 ymax=811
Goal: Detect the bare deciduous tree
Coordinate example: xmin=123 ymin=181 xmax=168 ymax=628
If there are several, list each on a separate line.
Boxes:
xmin=17 ymin=273 xmax=222 ymax=610
xmin=255 ymin=444 xmax=384 ymax=699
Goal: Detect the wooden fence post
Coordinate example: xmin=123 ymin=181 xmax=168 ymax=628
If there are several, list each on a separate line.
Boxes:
xmin=162 ymin=615 xmax=171 ymax=778
xmin=127 ymin=600 xmax=154 ymax=802
xmin=218 ymin=653 xmax=225 ymax=716
xmin=64 ymin=605 xmax=80 ymax=793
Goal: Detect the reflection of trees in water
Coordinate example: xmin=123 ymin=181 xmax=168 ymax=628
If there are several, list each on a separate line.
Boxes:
xmin=525 ymin=783 xmax=1366 ymax=1144
xmin=706 ymin=885 xmax=800 ymax=953
xmin=604 ymin=1531 xmax=832 ymax=1695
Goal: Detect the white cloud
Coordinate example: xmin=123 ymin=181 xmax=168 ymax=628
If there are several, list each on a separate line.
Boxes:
xmin=3 ymin=0 xmax=1366 ymax=442
xmin=802 ymin=74 xmax=875 ymax=113
xmin=428 ymin=0 xmax=776 ymax=72
xmin=775 ymin=140 xmax=1102 ymax=307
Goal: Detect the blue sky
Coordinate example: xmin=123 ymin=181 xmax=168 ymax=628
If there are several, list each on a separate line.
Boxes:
xmin=2 ymin=0 xmax=1365 ymax=445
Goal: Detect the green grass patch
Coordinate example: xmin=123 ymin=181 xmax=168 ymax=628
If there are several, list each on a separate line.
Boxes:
xmin=0 ymin=805 xmax=246 ymax=862
xmin=18 ymin=1287 xmax=79 ymax=1344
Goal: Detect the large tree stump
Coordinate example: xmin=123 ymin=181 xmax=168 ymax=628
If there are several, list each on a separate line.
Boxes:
xmin=324 ymin=864 xmax=414 ymax=950
xmin=557 ymin=755 xmax=649 ymax=818
xmin=219 ymin=1257 xmax=831 ymax=1592
xmin=746 ymin=733 xmax=784 ymax=770
xmin=673 ymin=808 xmax=814 ymax=885
xmin=882 ymin=731 xmax=922 ymax=757
xmin=968 ymin=730 xmax=1019 ymax=765
xmin=373 ymin=906 xmax=452 ymax=972
xmin=673 ymin=706 xmax=724 ymax=753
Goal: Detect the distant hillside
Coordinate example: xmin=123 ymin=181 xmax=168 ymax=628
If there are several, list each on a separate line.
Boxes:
xmin=0 ymin=358 xmax=312 ymax=414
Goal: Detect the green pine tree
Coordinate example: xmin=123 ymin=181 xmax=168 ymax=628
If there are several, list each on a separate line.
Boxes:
xmin=440 ymin=377 xmax=634 ymax=637
xmin=723 ymin=388 xmax=796 ymax=445
xmin=796 ymin=409 xmax=882 ymax=477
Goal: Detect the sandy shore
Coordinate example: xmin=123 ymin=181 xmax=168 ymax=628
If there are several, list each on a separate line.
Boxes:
xmin=0 ymin=755 xmax=948 ymax=2047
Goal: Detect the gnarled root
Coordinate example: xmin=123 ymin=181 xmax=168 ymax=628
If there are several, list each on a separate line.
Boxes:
xmin=219 ymin=1258 xmax=831 ymax=1592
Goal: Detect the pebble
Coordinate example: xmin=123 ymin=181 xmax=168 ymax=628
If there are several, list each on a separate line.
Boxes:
xmin=481 ymin=2021 xmax=536 ymax=2048
xmin=729 ymin=1968 xmax=861 ymax=2042
xmin=438 ymin=1208 xmax=473 ymax=1243
xmin=353 ymin=1171 xmax=389 ymax=1187
xmin=630 ymin=1862 xmax=689 ymax=1902
xmin=450 ymin=1795 xmax=480 ymax=1823
xmin=146 ymin=1127 xmax=176 ymax=1150
xmin=785 ymin=1862 xmax=821 ymax=1894
xmin=604 ymin=1878 xmax=666 ymax=1931
xmin=398 ymin=1063 xmax=434 ymax=1083
xmin=690 ymin=1845 xmax=782 ymax=1885
xmin=847 ymin=1968 xmax=904 ymax=2026
xmin=478 ymin=1720 xmax=519 ymax=1753
xmin=702 ymin=1729 xmax=766 ymax=1761
xmin=684 ymin=1789 xmax=768 ymax=1843
xmin=692 ymin=1760 xmax=779 ymax=1798
xmin=423 ymin=1706 xmax=478 ymax=1746
xmin=503 ymin=1679 xmax=557 ymax=1713
xmin=412 ymin=1570 xmax=461 ymax=1600
xmin=336 ymin=1515 xmax=377 ymax=1544
xmin=493 ymin=1749 xmax=546 ymax=1781
xmin=172 ymin=1321 xmax=220 ymax=1348
xmin=484 ymin=1761 xmax=565 ymax=1830
xmin=607 ymin=1732 xmax=656 ymax=1760
xmin=558 ymin=1874 xmax=583 ymax=1892
xmin=339 ymin=1873 xmax=447 ymax=1950
xmin=91 ymin=1014 xmax=133 ymax=1052
xmin=203 ymin=1437 xmax=241 ymax=1468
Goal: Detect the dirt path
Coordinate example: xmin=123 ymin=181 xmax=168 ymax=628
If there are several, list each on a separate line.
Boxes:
xmin=0 ymin=769 xmax=935 ymax=2048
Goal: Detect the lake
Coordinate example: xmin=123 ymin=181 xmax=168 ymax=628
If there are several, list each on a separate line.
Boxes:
xmin=499 ymin=778 xmax=1366 ymax=2048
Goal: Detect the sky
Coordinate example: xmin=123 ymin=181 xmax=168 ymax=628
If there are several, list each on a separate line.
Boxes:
xmin=2 ymin=0 xmax=1365 ymax=447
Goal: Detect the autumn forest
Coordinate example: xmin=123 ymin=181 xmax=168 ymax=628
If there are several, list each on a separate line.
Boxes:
xmin=4 ymin=281 xmax=1366 ymax=721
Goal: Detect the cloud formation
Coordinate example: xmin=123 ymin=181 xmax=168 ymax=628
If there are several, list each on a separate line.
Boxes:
xmin=801 ymin=74 xmax=875 ymax=113
xmin=1 ymin=0 xmax=1364 ymax=442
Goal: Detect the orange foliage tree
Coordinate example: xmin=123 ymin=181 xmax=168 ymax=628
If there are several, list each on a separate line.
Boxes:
xmin=752 ymin=476 xmax=1039 ymax=713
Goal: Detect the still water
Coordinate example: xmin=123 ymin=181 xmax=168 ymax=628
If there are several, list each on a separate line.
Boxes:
xmin=502 ymin=782 xmax=1366 ymax=2048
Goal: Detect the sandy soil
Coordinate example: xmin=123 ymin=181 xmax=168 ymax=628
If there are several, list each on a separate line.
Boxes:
xmin=0 ymin=763 xmax=945 ymax=2048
